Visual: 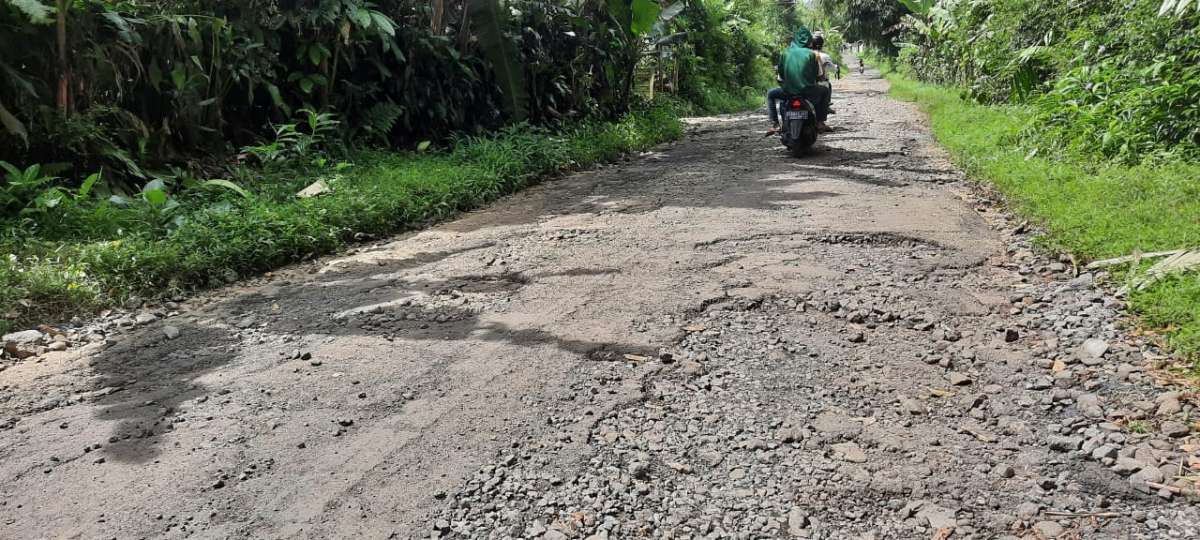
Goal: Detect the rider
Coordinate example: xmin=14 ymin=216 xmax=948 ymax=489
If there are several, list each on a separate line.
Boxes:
xmin=811 ymin=34 xmax=837 ymax=126
xmin=767 ymin=27 xmax=831 ymax=134
xmin=812 ymin=34 xmax=838 ymax=81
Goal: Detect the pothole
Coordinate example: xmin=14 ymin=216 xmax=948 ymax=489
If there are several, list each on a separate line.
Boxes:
xmin=806 ymin=231 xmax=948 ymax=250
xmin=695 ymin=231 xmax=948 ymax=251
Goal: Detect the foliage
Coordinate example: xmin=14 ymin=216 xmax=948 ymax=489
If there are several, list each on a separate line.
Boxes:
xmin=1134 ymin=275 xmax=1200 ymax=359
xmin=666 ymin=0 xmax=780 ymax=107
xmin=5 ymin=0 xmax=53 ymax=24
xmin=1029 ymin=4 xmax=1200 ymax=162
xmin=0 ymin=161 xmax=57 ymax=215
xmin=242 ymin=109 xmax=342 ymax=164
xmin=0 ymin=0 xmax=784 ymax=185
xmin=815 ymin=0 xmax=909 ymax=53
xmin=883 ymin=0 xmax=1200 ymax=163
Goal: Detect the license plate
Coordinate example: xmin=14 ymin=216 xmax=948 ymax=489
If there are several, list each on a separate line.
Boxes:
xmin=785 ymin=110 xmax=809 ymax=120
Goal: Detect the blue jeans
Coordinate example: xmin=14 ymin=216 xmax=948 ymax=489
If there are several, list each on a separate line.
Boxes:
xmin=767 ymin=87 xmax=785 ymax=124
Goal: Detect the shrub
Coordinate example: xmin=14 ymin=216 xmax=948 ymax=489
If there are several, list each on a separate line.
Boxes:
xmin=892 ymin=0 xmax=1200 ymax=162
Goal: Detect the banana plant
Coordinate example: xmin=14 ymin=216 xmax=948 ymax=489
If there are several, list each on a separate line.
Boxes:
xmin=606 ymin=0 xmax=664 ymax=37
xmin=596 ymin=0 xmax=670 ymax=112
xmin=898 ymin=0 xmax=954 ymax=44
xmin=643 ymin=1 xmax=687 ymax=99
xmin=648 ymin=1 xmax=688 ymax=48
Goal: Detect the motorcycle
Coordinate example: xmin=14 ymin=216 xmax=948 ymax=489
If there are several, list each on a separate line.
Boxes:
xmin=778 ymin=96 xmax=819 ymax=157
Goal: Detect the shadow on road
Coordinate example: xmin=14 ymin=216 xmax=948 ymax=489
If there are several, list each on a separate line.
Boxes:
xmin=91 ymin=323 xmax=239 ymax=463
xmin=88 ymin=243 xmax=646 ymax=462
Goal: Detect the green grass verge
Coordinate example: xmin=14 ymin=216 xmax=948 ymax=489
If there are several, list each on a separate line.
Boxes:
xmin=2 ymin=99 xmax=731 ymax=333
xmin=883 ymin=73 xmax=1200 ymax=362
xmin=684 ymin=85 xmax=767 ymax=115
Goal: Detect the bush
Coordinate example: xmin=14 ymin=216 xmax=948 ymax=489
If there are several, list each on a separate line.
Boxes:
xmin=893 ymin=0 xmax=1200 ymax=162
xmin=0 ymin=0 xmax=783 ymax=188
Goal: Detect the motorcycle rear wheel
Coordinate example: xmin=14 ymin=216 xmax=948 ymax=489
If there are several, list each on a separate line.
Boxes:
xmin=787 ymin=122 xmax=819 ymax=157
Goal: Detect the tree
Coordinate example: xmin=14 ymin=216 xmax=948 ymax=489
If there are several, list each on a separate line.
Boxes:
xmin=815 ymin=0 xmax=908 ymax=53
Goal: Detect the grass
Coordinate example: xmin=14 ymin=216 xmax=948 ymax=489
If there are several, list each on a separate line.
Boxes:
xmin=882 ymin=73 xmax=1200 ymax=363
xmin=1126 ymin=420 xmax=1152 ymax=434
xmin=1 ymin=96 xmax=761 ymax=334
xmin=683 ymin=85 xmax=767 ymax=115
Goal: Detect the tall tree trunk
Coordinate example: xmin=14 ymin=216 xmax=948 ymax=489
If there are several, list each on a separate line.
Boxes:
xmin=55 ymin=0 xmax=72 ymax=113
xmin=327 ymin=39 xmax=342 ymax=111
xmin=620 ymin=48 xmax=637 ymax=114
xmin=431 ymin=0 xmax=446 ymax=35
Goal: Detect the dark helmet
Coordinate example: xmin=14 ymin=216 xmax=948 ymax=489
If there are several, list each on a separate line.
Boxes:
xmin=811 ymin=34 xmax=825 ymax=50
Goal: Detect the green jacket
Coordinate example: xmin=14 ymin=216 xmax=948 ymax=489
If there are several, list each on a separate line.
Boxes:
xmin=777 ymin=28 xmax=820 ymax=96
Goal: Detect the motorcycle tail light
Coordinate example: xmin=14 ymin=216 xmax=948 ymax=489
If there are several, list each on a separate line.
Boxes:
xmin=790 ymin=99 xmax=803 ymax=108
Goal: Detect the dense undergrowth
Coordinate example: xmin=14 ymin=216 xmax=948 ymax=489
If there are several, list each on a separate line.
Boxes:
xmin=902 ymin=1 xmax=1199 ymax=163
xmin=0 ymin=0 xmax=780 ymax=181
xmin=884 ymin=74 xmax=1200 ymax=362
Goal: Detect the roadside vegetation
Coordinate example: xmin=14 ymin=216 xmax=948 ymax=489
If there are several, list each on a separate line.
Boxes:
xmin=819 ymin=0 xmax=1200 ymax=364
xmin=0 ymin=0 xmax=792 ymax=332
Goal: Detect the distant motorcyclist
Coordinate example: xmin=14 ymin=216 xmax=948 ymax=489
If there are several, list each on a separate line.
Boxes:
xmin=766 ymin=27 xmax=831 ymax=133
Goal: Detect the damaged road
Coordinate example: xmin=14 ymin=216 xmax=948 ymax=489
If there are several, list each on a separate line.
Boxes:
xmin=1 ymin=70 xmax=1198 ymax=539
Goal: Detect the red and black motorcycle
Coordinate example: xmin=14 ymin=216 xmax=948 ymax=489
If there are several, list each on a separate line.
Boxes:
xmin=778 ymin=96 xmax=819 ymax=157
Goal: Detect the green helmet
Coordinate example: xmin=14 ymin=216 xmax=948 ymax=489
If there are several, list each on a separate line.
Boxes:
xmin=792 ymin=27 xmax=813 ymax=48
